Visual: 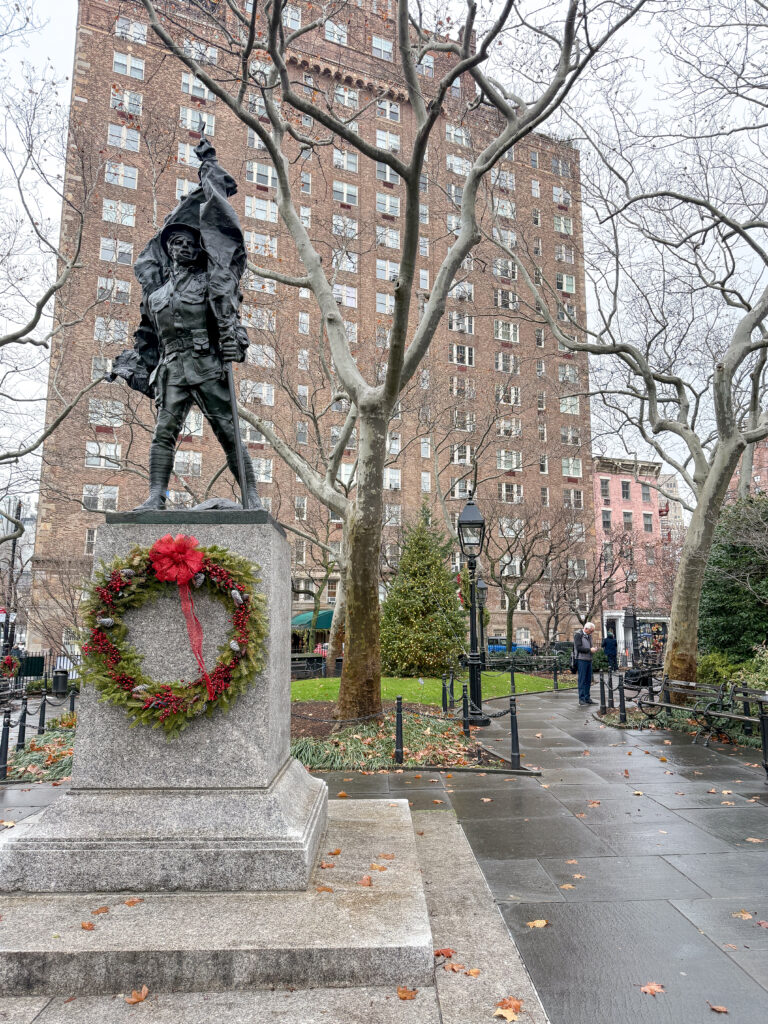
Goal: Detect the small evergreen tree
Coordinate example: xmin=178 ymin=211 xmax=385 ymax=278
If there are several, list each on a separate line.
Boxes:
xmin=699 ymin=497 xmax=768 ymax=663
xmin=381 ymin=509 xmax=466 ymax=676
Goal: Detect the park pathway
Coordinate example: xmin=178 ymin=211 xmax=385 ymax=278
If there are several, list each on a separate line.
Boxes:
xmin=2 ymin=690 xmax=767 ymax=1022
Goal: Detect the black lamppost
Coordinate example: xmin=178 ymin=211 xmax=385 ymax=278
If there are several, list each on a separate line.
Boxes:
xmin=457 ymin=496 xmax=489 ymax=726
xmin=476 ymin=578 xmax=488 ymax=669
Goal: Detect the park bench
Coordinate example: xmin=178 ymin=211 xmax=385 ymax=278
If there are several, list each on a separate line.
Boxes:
xmin=635 ymin=679 xmax=727 ymax=732
xmin=695 ymin=683 xmax=768 ymax=775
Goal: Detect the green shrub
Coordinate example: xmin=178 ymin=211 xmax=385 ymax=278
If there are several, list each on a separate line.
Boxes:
xmin=696 ymin=651 xmax=743 ymax=687
xmin=592 ymin=650 xmax=609 ymax=671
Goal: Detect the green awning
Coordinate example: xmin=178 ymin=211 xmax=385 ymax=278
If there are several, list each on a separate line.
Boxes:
xmin=291 ymin=609 xmax=334 ymax=630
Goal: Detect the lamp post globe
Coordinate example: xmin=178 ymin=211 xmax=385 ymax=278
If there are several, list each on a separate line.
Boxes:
xmin=458 ymin=496 xmax=488 ymax=725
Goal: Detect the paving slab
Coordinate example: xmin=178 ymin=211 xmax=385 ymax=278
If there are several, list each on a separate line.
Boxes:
xmin=446 ymin=788 xmax=573 ymax=822
xmin=0 ymin=996 xmax=50 ymax=1022
xmin=551 ymin=794 xmax=678 ymax=824
xmin=474 ymin=856 xmax=567 ymax=904
xmin=670 ymin=897 xmax=768 ymax=949
xmin=499 ymin=898 xmax=768 ymax=1024
xmin=637 ymin=783 xmax=757 ymax=809
xmin=675 ymin=806 xmax=768 ymax=846
xmin=664 ymin=851 xmax=768 ymax=897
xmin=537 ymin=854 xmax=706 ymax=902
xmin=461 ymin=815 xmax=615 ymax=860
xmin=0 ymin=785 xmax=68 ymax=807
xmin=726 ymin=951 xmax=768 ymax=992
xmin=587 ymin=817 xmax=733 ymax=855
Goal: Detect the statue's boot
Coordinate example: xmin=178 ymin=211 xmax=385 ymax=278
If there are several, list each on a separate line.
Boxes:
xmin=133 ymin=446 xmax=174 ymax=511
xmin=226 ymin=444 xmax=263 ymax=510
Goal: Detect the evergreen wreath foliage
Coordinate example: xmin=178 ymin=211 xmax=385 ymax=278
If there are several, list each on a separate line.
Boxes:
xmin=80 ymin=542 xmax=267 ymax=738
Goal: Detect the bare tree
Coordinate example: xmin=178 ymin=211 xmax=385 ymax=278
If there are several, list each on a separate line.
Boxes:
xmin=134 ymin=0 xmax=651 ymax=715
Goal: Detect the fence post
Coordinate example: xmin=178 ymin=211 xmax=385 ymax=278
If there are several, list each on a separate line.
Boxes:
xmin=758 ymin=705 xmax=768 ymax=784
xmin=598 ymin=670 xmax=607 ymax=716
xmin=37 ymin=683 xmax=47 ymax=736
xmin=742 ymin=696 xmax=754 ymax=737
xmin=462 ymin=683 xmax=470 ymax=738
xmin=69 ymin=685 xmax=77 ymax=714
xmin=441 ymin=673 xmax=448 ymax=714
xmin=607 ymin=671 xmax=615 ymax=710
xmin=510 ymin=663 xmax=516 ymax=696
xmin=15 ymin=697 xmax=27 ymax=751
xmin=618 ymin=676 xmax=627 ymax=725
xmin=661 ymin=675 xmax=671 ymax=705
xmin=0 ymin=709 xmax=10 ymax=781
xmin=553 ymin=656 xmax=559 ymax=691
xmin=509 ymin=694 xmax=521 ymax=770
xmin=394 ymin=696 xmax=404 ymax=765
xmin=449 ymin=668 xmax=455 ymax=710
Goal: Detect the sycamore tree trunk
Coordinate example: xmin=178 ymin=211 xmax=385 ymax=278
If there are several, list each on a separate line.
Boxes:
xmin=336 ymin=412 xmax=387 ymax=719
xmin=327 ymin=563 xmax=347 ymax=671
xmin=665 ymin=444 xmax=743 ymax=682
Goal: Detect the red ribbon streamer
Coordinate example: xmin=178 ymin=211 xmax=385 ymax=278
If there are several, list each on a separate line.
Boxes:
xmin=148 ymin=534 xmax=213 ymax=699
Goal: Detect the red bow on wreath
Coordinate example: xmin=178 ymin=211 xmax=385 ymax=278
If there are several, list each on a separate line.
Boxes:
xmin=148 ymin=534 xmax=214 ymax=700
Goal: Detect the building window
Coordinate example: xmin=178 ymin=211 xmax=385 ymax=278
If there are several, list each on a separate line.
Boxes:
xmin=297 ymin=384 xmax=309 ymax=410
xmin=325 ymin=20 xmax=347 ymax=44
xmin=295 ymin=495 xmax=307 ymax=521
xmin=642 ymin=483 xmax=651 ymax=502
xmin=246 ymin=161 xmax=278 ymax=188
xmin=333 ymin=148 xmax=358 ymax=172
xmin=179 ymin=106 xmax=215 ymax=134
xmin=297 ymin=311 xmax=310 ymax=335
xmin=84 ymin=527 xmax=97 ymax=556
xmin=296 ymin=421 xmax=308 ymax=446
xmin=184 ymin=410 xmax=204 ymax=437
xmin=602 ymin=510 xmax=612 ymax=532
xmin=530 ymin=150 xmax=539 ymax=169
xmin=376 ymin=225 xmax=400 ymax=248
xmin=91 ymin=355 xmax=112 ymax=381
xmin=495 ymin=351 xmax=519 ymax=374
xmin=377 ymin=98 xmax=400 ymax=121
xmin=541 ymin=486 xmax=549 ymax=507
xmin=332 ymin=180 xmax=358 ymax=205
xmin=102 ymin=199 xmax=135 ymax=226
xmin=97 ymin=277 xmax=131 ymax=304
xmin=253 ymin=458 xmax=273 ymax=483
xmin=416 ymin=53 xmax=434 ymax=77
xmin=110 ymin=86 xmax=142 ymax=116
xmin=562 ymin=457 xmax=582 ymax=478
xmin=372 ymin=35 xmax=393 ymax=60
xmin=375 ymin=129 xmax=401 ymax=153
xmin=240 ymin=380 xmax=275 ymax=405
xmin=539 ymin=454 xmax=548 ymax=474
xmin=555 ymin=243 xmax=575 ymax=263
xmin=115 ymin=16 xmax=147 ymax=43
xmin=241 ymin=306 xmax=275 ymax=331
xmin=105 ymin=161 xmax=138 ymax=189
xmin=244 ymin=196 xmax=278 ymax=222
xmin=244 ymin=231 xmax=277 ymax=257
xmin=552 ymin=156 xmax=571 ymax=176
xmin=623 ymin=511 xmax=633 ymax=530
xmin=112 ymin=51 xmax=144 ymax=79
xmin=643 ymin=513 xmax=653 ymax=533
xmin=85 ymin=440 xmax=120 ymax=469
xmin=82 ymin=484 xmax=118 ymax=512
xmin=621 ymin=480 xmax=631 ymax=501
xmin=384 ymin=504 xmax=401 ymax=526
xmin=384 ymin=467 xmax=401 ymax=490
xmin=246 ymin=343 xmax=276 ymax=367
xmin=176 ymin=178 xmax=194 ymax=200
xmin=497 ymin=449 xmax=522 ymax=471
xmin=177 ymin=143 xmax=201 ymax=168
xmin=600 ymin=478 xmax=610 ymax=502
xmin=563 ymin=488 xmax=583 ymax=509
xmin=99 ymin=238 xmax=133 ymax=266
xmin=333 ymin=284 xmax=357 ymax=308
xmin=333 ymin=213 xmax=359 ymax=237
xmin=498 ymin=482 xmax=524 ymax=504
xmin=560 ymin=395 xmax=580 ymax=415
xmin=556 ymin=272 xmax=576 ymax=294
xmin=282 ymin=4 xmax=301 ymax=29
xmin=421 ymin=437 xmax=431 ymax=459
xmin=554 ymin=214 xmax=574 ymax=235
xmin=420 ymin=471 xmax=431 ymax=493
xmin=376 ymin=292 xmax=395 ymax=315
xmin=94 ymin=317 xmax=129 ymax=344
xmin=172 ymin=450 xmax=201 ymax=478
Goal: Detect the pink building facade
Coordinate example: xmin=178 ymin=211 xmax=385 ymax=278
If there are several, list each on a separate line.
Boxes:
xmin=592 ymin=457 xmax=671 ymax=664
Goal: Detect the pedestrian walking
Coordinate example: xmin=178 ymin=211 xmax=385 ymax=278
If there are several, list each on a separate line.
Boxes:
xmin=573 ymin=622 xmax=597 ymax=706
xmin=602 ymin=631 xmax=618 ymax=672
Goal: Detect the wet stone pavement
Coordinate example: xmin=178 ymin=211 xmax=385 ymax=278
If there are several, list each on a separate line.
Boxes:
xmin=2 ymin=689 xmax=767 ymax=1023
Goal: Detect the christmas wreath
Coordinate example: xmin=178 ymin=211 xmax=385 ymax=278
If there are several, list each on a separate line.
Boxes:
xmin=1 ymin=654 xmax=20 ymax=679
xmin=80 ymin=533 xmax=268 ymax=737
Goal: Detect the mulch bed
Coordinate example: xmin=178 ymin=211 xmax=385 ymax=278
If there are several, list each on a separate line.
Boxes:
xmin=290 ymin=700 xmax=444 ymax=740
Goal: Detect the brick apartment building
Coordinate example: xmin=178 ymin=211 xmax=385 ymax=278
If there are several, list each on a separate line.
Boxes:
xmin=592 ymin=457 xmax=676 ymax=662
xmin=28 ymin=0 xmax=595 ymax=652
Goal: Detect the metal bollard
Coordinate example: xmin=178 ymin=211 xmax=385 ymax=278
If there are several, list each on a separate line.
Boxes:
xmin=553 ymin=657 xmax=559 ymax=691
xmin=37 ymin=684 xmax=47 ymax=735
xmin=394 ymin=696 xmax=404 ymax=765
xmin=618 ymin=676 xmax=627 ymax=725
xmin=598 ymin=671 xmax=607 ymax=716
xmin=462 ymin=683 xmax=470 ymax=737
xmin=509 ymin=694 xmax=521 ymax=769
xmin=16 ymin=697 xmax=28 ymax=751
xmin=607 ymin=671 xmax=615 ymax=710
xmin=510 ymin=664 xmax=516 ymax=696
xmin=69 ymin=686 xmax=77 ymax=714
xmin=449 ymin=668 xmax=455 ymax=710
xmin=441 ymin=673 xmax=448 ymax=714
xmin=0 ymin=709 xmax=10 ymax=781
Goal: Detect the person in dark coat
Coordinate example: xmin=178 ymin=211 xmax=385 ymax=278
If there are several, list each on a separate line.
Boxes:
xmin=573 ymin=622 xmax=597 ymax=706
xmin=602 ymin=631 xmax=618 ymax=672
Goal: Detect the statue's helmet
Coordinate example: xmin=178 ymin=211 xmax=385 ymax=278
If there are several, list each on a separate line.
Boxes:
xmin=160 ymin=221 xmax=202 ymax=256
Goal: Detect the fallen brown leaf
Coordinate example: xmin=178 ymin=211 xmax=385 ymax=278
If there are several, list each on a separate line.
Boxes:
xmin=566 ymin=859 xmax=578 ymax=864
xmin=315 ymin=885 xmax=334 ymax=893
xmin=494 ymin=996 xmax=524 ymax=1020
xmin=336 ymin=791 xmax=349 ymax=799
xmin=721 ymin=801 xmax=735 ymax=806
xmin=327 ymin=848 xmax=341 ymax=856
xmin=707 ymin=1003 xmax=728 ymax=1014
xmin=526 ymin=919 xmax=549 ymax=929
xmin=80 ymin=921 xmax=95 ymax=931
xmin=707 ymin=788 xmax=718 ymax=794
xmin=573 ymin=874 xmax=586 ymax=879
xmin=559 ymin=883 xmax=575 ymax=890
xmin=633 ymin=790 xmax=644 ymax=796
xmin=443 ymin=962 xmax=466 ymax=972
xmin=369 ymin=863 xmax=387 ymax=871
xmin=358 ymin=875 xmax=372 ymax=887
xmin=574 ymin=812 xmax=586 ymax=818
xmin=91 ymin=906 xmax=109 ymax=916
xmin=756 ymin=920 xmax=768 ymax=929
xmin=319 ymin=861 xmax=335 ymax=869
xmin=745 ymin=837 xmax=765 ymax=843
xmin=433 ymin=799 xmax=444 ymax=804
xmin=397 ymin=986 xmax=417 ymax=1000
xmin=481 ymin=797 xmax=493 ymax=803
xmin=587 ymin=800 xmax=601 ymax=807
xmin=378 ymin=853 xmax=395 ymax=860
xmin=731 ymin=909 xmax=752 ymax=920
xmin=640 ymin=982 xmax=665 ymax=996
xmin=465 ymin=967 xmax=481 ymax=977
xmin=434 ymin=948 xmax=455 ymax=958
xmin=125 ymin=985 xmax=149 ymax=1005
xmin=124 ymin=898 xmax=144 ymax=907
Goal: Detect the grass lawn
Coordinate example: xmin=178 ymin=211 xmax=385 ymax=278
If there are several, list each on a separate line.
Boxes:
xmin=291 ymin=670 xmax=575 ymax=705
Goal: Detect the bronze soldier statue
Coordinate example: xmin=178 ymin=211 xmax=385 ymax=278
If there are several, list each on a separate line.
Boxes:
xmin=110 ymin=136 xmax=261 ymax=511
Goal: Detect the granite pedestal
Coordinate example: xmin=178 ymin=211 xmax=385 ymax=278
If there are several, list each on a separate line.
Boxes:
xmin=0 ymin=513 xmax=327 ymax=892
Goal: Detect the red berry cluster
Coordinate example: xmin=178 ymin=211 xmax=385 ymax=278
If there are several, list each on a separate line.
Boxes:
xmin=95 ymin=570 xmax=134 ymax=609
xmin=232 ymin=603 xmax=251 ymax=652
xmin=142 ymin=684 xmax=189 ymax=722
xmin=202 ymin=557 xmax=244 ymax=595
xmin=83 ymin=628 xmax=121 ymax=667
xmin=108 ymin=669 xmax=137 ymax=693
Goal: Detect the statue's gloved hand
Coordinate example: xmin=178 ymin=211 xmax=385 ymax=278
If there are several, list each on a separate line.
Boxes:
xmin=108 ymin=349 xmax=152 ymax=395
xmin=219 ymin=323 xmax=247 ymax=363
